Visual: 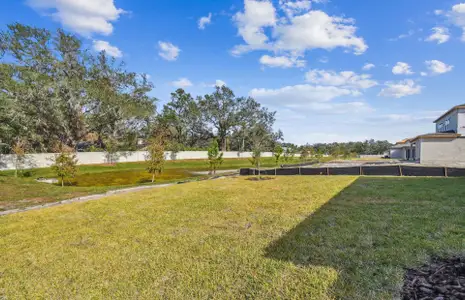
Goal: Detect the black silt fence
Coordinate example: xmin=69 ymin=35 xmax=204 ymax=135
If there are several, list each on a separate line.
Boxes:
xmin=401 ymin=166 xmax=445 ymax=177
xmin=240 ymin=168 xmax=252 ymax=176
xmin=446 ymin=168 xmax=465 ymax=177
xmin=362 ymin=166 xmax=401 ymax=176
xmin=259 ymin=169 xmax=277 ymax=176
xmin=276 ymin=168 xmax=300 ymax=175
xmin=300 ymin=167 xmax=328 ymax=175
xmin=239 ymin=165 xmax=465 ymax=178
xmin=328 ymin=167 xmax=361 ymax=176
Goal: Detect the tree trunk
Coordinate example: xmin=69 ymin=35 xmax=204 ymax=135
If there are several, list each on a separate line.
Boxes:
xmin=258 ymin=160 xmax=261 ymax=180
xmin=152 ymin=173 xmax=155 ymax=183
xmin=61 ymin=176 xmax=64 ymax=187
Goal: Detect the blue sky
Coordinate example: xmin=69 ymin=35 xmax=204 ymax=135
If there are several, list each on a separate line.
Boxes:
xmin=1 ymin=0 xmax=465 ymax=144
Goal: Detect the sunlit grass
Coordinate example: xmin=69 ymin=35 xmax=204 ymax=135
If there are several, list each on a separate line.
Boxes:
xmin=0 ymin=157 xmax=300 ymax=210
xmin=1 ymin=176 xmax=464 ymax=299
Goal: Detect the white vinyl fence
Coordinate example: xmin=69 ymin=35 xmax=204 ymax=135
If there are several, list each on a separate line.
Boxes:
xmin=0 ymin=151 xmax=274 ymax=171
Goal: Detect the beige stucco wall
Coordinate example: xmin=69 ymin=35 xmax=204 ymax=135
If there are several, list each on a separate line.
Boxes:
xmin=0 ymin=151 xmax=276 ymax=171
xmin=418 ymin=138 xmax=465 ymax=166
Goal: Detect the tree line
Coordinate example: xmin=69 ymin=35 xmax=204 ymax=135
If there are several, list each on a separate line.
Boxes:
xmin=283 ymin=139 xmax=392 ymax=158
xmin=0 ymin=23 xmax=281 ymax=155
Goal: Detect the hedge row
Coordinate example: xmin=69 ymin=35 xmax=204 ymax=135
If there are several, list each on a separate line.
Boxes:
xmin=240 ymin=166 xmax=465 ymax=177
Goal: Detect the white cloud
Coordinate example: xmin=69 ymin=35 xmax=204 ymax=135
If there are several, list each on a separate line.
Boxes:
xmin=249 ymin=84 xmax=365 ymax=112
xmin=388 ymin=30 xmax=415 ymax=41
xmin=198 ymin=13 xmax=212 ymax=30
xmin=420 ymin=72 xmax=428 ymax=77
xmin=441 ymin=3 xmax=465 ymax=41
xmin=215 ymin=80 xmax=226 ymax=87
xmin=259 ymin=55 xmax=306 ymax=68
xmin=279 ymin=0 xmax=312 ymax=18
xmin=319 ymin=56 xmax=329 ymax=63
xmin=171 ymin=78 xmax=193 ymax=88
xmin=425 ymin=27 xmax=450 ymax=44
xmin=158 ymin=41 xmax=180 ymax=61
xmin=392 ymin=62 xmax=414 ymax=75
xmin=273 ymin=11 xmax=367 ymax=55
xmin=362 ymin=63 xmax=375 ymax=71
xmin=305 ymin=69 xmax=377 ymax=89
xmin=232 ymin=1 xmax=367 ymax=57
xmin=378 ymin=80 xmax=423 ymax=98
xmin=425 ymin=60 xmax=454 ymax=75
xmin=27 ymin=0 xmax=125 ymax=36
xmin=233 ymin=0 xmax=277 ymax=49
xmin=92 ymin=40 xmax=122 ymax=57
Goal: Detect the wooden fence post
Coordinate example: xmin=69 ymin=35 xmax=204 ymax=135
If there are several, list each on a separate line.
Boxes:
xmin=359 ymin=166 xmax=363 ymax=176
xmin=399 ymin=165 xmax=403 ymax=177
xmin=327 ymin=167 xmax=330 ymax=176
xmin=444 ymin=167 xmax=448 ymax=178
xmin=299 ymin=167 xmax=301 ymax=175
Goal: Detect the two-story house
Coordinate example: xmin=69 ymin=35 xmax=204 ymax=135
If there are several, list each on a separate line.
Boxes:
xmin=390 ymin=104 xmax=465 ymax=166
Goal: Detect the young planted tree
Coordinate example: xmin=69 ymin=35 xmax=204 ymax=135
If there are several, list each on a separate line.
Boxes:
xmin=12 ymin=139 xmax=27 ymax=177
xmin=273 ymin=144 xmax=283 ymax=166
xmin=249 ymin=124 xmax=270 ymax=179
xmin=51 ymin=151 xmax=78 ymax=187
xmin=146 ymin=136 xmax=166 ymax=183
xmin=207 ymin=139 xmax=223 ymax=175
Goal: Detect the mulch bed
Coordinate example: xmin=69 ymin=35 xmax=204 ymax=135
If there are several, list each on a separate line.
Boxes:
xmin=402 ymin=257 xmax=465 ymax=300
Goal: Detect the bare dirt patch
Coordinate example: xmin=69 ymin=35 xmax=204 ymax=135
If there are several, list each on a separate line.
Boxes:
xmin=402 ymin=256 xmax=465 ymax=299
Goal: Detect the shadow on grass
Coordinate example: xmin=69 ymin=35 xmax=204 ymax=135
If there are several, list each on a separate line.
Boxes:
xmin=265 ymin=177 xmax=465 ymax=299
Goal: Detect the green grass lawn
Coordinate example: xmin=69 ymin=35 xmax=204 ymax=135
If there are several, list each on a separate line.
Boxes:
xmin=0 ymin=157 xmax=301 ymax=211
xmin=0 ymin=176 xmax=464 ymax=299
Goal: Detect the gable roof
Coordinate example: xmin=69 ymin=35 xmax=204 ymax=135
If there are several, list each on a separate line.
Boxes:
xmin=410 ymin=133 xmax=461 ymax=142
xmin=433 ymin=104 xmax=465 ymax=123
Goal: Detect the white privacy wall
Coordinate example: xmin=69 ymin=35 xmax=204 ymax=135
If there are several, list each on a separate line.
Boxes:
xmin=0 ymin=151 xmax=274 ymax=171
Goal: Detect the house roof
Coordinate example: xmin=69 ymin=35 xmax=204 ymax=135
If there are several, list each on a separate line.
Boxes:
xmin=395 ymin=138 xmax=411 ymax=145
xmin=410 ymin=133 xmax=461 ymax=142
xmin=433 ymin=104 xmax=465 ymax=123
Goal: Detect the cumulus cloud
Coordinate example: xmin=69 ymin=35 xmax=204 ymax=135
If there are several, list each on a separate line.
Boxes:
xmin=259 ymin=55 xmax=306 ymax=68
xmin=233 ymin=0 xmax=277 ymax=49
xmin=392 ymin=62 xmax=414 ymax=75
xmin=215 ymin=80 xmax=227 ymax=87
xmin=27 ymin=0 xmax=125 ymax=36
xmin=92 ymin=40 xmax=122 ymax=57
xmin=378 ymin=80 xmax=422 ymax=98
xmin=425 ymin=60 xmax=454 ymax=75
xmin=232 ymin=0 xmax=367 ymax=58
xmin=439 ymin=3 xmax=465 ymax=41
xmin=425 ymin=27 xmax=450 ymax=44
xmin=171 ymin=78 xmax=193 ymax=88
xmin=279 ymin=0 xmax=312 ymax=18
xmin=362 ymin=63 xmax=375 ymax=71
xmin=305 ymin=69 xmax=377 ymax=89
xmin=198 ymin=13 xmax=212 ymax=30
xmin=158 ymin=41 xmax=180 ymax=61
xmin=249 ymin=84 xmax=369 ymax=114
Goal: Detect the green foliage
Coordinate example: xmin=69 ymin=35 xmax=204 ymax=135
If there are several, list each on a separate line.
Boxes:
xmin=300 ymin=146 xmax=312 ymax=162
xmin=0 ymin=23 xmax=156 ymax=152
xmin=273 ymin=144 xmax=283 ymax=166
xmin=207 ymin=139 xmax=223 ymax=175
xmin=283 ymin=146 xmax=297 ymax=162
xmin=51 ymin=151 xmax=78 ymax=187
xmin=146 ymin=136 xmax=165 ymax=183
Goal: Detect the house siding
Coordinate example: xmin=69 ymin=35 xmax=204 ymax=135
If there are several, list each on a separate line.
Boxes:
xmin=419 ymin=138 xmax=465 ymax=166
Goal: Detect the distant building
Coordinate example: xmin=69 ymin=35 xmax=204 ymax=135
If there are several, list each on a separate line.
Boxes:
xmin=390 ymin=104 xmax=465 ymax=166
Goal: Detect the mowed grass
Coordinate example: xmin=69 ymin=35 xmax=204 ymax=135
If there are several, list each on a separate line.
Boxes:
xmin=0 ymin=157 xmax=300 ymax=211
xmin=1 ymin=176 xmax=464 ymax=299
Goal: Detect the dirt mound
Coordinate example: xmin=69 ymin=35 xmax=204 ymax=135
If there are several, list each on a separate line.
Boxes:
xmin=402 ymin=257 xmax=465 ymax=300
